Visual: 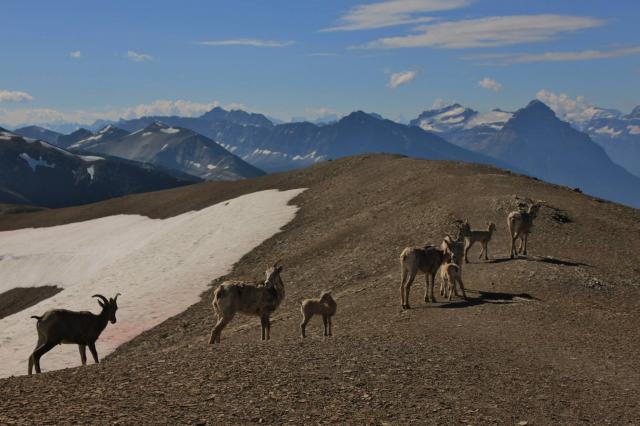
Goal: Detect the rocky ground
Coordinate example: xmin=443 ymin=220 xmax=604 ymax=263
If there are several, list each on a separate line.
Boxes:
xmin=1 ymin=155 xmax=638 ymax=425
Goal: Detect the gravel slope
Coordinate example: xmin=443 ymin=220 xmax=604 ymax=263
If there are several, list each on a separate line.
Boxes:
xmin=1 ymin=154 xmax=638 ymax=425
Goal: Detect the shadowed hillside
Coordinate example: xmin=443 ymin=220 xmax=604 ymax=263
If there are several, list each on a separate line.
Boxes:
xmin=0 ymin=155 xmax=638 ymax=424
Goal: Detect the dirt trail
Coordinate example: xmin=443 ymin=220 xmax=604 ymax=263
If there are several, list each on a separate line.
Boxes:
xmin=1 ymin=155 xmax=639 ymax=425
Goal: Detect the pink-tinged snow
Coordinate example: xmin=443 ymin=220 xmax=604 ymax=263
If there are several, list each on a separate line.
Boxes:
xmin=0 ymin=188 xmax=305 ymax=378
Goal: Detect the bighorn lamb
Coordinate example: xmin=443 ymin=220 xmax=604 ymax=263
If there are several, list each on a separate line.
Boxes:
xmin=439 ymin=260 xmax=467 ymax=301
xmin=462 ymin=221 xmax=497 ymax=262
xmin=28 ymin=293 xmax=120 ymax=375
xmin=300 ymin=291 xmax=337 ymax=338
xmin=508 ymin=204 xmax=541 ymax=258
xmin=209 ymin=261 xmax=285 ymax=344
xmin=400 ymin=240 xmax=453 ymax=309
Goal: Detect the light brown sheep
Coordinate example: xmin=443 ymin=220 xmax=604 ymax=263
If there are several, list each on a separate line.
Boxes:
xmin=462 ymin=222 xmax=497 ymax=262
xmin=508 ymin=204 xmax=541 ymax=258
xmin=209 ymin=262 xmax=284 ymax=344
xmin=300 ymin=291 xmax=337 ymax=338
xmin=400 ymin=240 xmax=453 ymax=309
xmin=439 ymin=262 xmax=467 ymax=301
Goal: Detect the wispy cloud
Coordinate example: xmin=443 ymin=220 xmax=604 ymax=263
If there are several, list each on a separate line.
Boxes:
xmin=465 ymin=46 xmax=640 ymax=65
xmin=362 ymin=15 xmax=605 ymax=49
xmin=0 ymin=90 xmax=34 ymax=103
xmin=388 ymin=70 xmax=418 ymax=88
xmin=127 ymin=50 xmax=153 ymax=62
xmin=0 ymin=99 xmax=225 ymax=127
xmin=322 ymin=0 xmax=471 ymax=32
xmin=306 ymin=52 xmax=339 ymax=57
xmin=478 ymin=77 xmax=502 ymax=91
xmin=69 ymin=50 xmax=81 ymax=59
xmin=198 ymin=39 xmax=295 ymax=48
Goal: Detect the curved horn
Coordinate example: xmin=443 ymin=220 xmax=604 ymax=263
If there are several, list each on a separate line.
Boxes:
xmin=273 ymin=259 xmax=282 ymax=268
xmin=114 ymin=293 xmax=121 ymax=302
xmin=92 ymin=294 xmax=109 ymax=305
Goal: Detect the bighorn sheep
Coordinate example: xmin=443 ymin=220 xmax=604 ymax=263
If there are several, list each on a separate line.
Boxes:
xmin=461 ymin=221 xmax=497 ymax=262
xmin=300 ymin=291 xmax=337 ymax=338
xmin=28 ymin=293 xmax=120 ymax=375
xmin=439 ymin=260 xmax=467 ymax=301
xmin=508 ymin=204 xmax=541 ymax=258
xmin=400 ymin=240 xmax=453 ymax=309
xmin=209 ymin=261 xmax=285 ymax=344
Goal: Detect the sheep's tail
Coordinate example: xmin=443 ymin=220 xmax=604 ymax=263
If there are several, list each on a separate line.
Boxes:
xmin=31 ymin=315 xmax=43 ymax=321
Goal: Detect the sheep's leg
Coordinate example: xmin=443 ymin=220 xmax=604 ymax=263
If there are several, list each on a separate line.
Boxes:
xmin=88 ymin=342 xmax=99 ymax=364
xmin=322 ymin=315 xmax=329 ymax=336
xmin=400 ymin=264 xmax=411 ymax=308
xmin=464 ymin=242 xmax=472 ymax=263
xmin=484 ymin=242 xmax=490 ymax=260
xmin=457 ymin=276 xmax=467 ymax=300
xmin=510 ymin=236 xmax=516 ymax=258
xmin=430 ymin=272 xmax=437 ymax=302
xmin=31 ymin=341 xmax=56 ymax=374
xmin=260 ymin=315 xmax=271 ymax=341
xmin=403 ymin=268 xmax=417 ymax=309
xmin=478 ymin=242 xmax=486 ymax=260
xmin=210 ymin=312 xmax=234 ymax=344
xmin=328 ymin=317 xmax=333 ymax=336
xmin=300 ymin=315 xmax=309 ymax=338
xmin=79 ymin=345 xmax=87 ymax=365
xmin=440 ymin=275 xmax=446 ymax=296
xmin=522 ymin=234 xmax=529 ymax=255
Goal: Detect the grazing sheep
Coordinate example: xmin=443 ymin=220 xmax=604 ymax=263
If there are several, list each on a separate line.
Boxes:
xmin=508 ymin=204 xmax=541 ymax=258
xmin=400 ymin=240 xmax=453 ymax=309
xmin=300 ymin=291 xmax=337 ymax=338
xmin=439 ymin=260 xmax=467 ymax=301
xmin=209 ymin=261 xmax=285 ymax=344
xmin=28 ymin=293 xmax=120 ymax=375
xmin=462 ymin=222 xmax=497 ymax=262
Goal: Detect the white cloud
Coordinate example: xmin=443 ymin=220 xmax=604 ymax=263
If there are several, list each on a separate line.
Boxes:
xmin=0 ymin=90 xmax=34 ymax=103
xmin=388 ymin=70 xmax=418 ymax=88
xmin=363 ymin=15 xmax=605 ymax=49
xmin=0 ymin=99 xmax=223 ymax=127
xmin=307 ymin=52 xmax=339 ymax=57
xmin=127 ymin=50 xmax=153 ymax=62
xmin=465 ymin=46 xmax=640 ymax=65
xmin=198 ymin=39 xmax=295 ymax=48
xmin=535 ymin=90 xmax=611 ymax=127
xmin=478 ymin=77 xmax=502 ymax=92
xmin=322 ymin=0 xmax=471 ymax=32
xmin=69 ymin=50 xmax=81 ymax=58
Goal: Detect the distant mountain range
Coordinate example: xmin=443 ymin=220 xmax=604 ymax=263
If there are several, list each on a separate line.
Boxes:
xmin=410 ymin=101 xmax=640 ymax=207
xmin=0 ymin=127 xmax=198 ymax=208
xmin=71 ymin=122 xmax=265 ymax=181
xmin=8 ymin=101 xmax=640 ymax=208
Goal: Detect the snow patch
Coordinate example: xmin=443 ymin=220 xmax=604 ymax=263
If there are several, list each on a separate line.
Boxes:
xmin=160 ymin=143 xmax=169 ymax=151
xmin=0 ymin=189 xmax=305 ymax=378
xmin=160 ymin=128 xmax=180 ymax=134
xmin=594 ymin=126 xmax=622 ymax=137
xmin=142 ymin=132 xmax=152 ymax=137
xmin=18 ymin=153 xmax=55 ymax=172
xmin=627 ymin=125 xmax=640 ymax=135
xmin=86 ymin=165 xmax=96 ymax=180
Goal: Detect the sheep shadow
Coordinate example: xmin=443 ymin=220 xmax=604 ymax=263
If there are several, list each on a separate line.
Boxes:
xmin=483 ymin=255 xmax=590 ymax=267
xmin=438 ymin=290 xmax=539 ymax=309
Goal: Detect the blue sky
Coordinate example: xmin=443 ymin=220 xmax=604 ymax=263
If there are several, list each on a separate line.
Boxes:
xmin=1 ymin=0 xmax=639 ymax=127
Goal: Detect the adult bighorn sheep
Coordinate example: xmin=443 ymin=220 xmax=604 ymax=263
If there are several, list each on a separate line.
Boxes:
xmin=300 ymin=291 xmax=337 ymax=338
xmin=28 ymin=293 xmax=120 ymax=375
xmin=400 ymin=240 xmax=454 ymax=309
xmin=508 ymin=203 xmax=541 ymax=258
xmin=209 ymin=261 xmax=285 ymax=344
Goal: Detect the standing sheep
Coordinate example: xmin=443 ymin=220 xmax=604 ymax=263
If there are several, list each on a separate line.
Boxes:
xmin=399 ymin=240 xmax=454 ymax=309
xmin=439 ymin=259 xmax=467 ymax=301
xmin=28 ymin=293 xmax=120 ymax=375
xmin=462 ymin=222 xmax=497 ymax=262
xmin=300 ymin=291 xmax=337 ymax=338
xmin=209 ymin=261 xmax=285 ymax=344
xmin=508 ymin=204 xmax=541 ymax=258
